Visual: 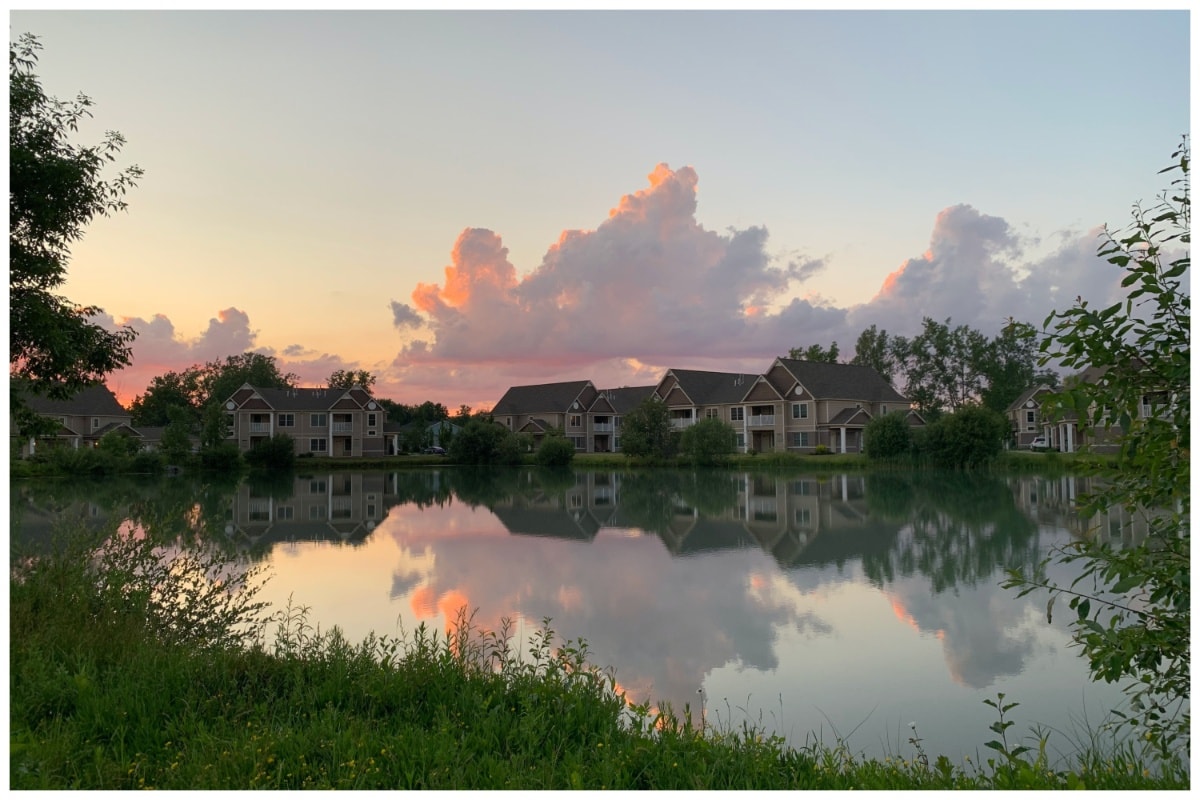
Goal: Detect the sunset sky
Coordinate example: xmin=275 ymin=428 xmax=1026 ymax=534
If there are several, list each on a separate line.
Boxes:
xmin=11 ymin=8 xmax=1190 ymax=410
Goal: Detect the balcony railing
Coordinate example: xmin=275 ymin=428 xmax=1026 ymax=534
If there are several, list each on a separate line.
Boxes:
xmin=249 ymin=422 xmax=271 ymax=434
xmin=332 ymin=422 xmax=353 ymax=434
xmin=593 ymin=423 xmax=614 ymax=433
xmin=748 ymin=415 xmax=775 ymax=427
xmin=670 ymin=418 xmax=696 ymax=429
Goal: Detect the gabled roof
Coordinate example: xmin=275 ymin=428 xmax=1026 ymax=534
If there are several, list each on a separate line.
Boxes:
xmin=595 ymin=386 xmax=655 ymax=414
xmin=92 ymin=422 xmax=142 ymax=438
xmin=226 ymin=384 xmax=377 ymax=412
xmin=491 ymin=380 xmax=595 ymax=416
xmin=662 ymin=369 xmax=756 ymax=406
xmin=1006 ymin=384 xmax=1056 ymax=413
xmin=828 ymin=407 xmax=873 ymax=427
xmin=774 ymin=359 xmax=906 ymax=403
xmin=21 ymin=384 xmax=129 ymax=418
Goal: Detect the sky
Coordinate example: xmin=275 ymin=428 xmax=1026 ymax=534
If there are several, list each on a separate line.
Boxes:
xmin=9 ymin=7 xmax=1192 ymax=410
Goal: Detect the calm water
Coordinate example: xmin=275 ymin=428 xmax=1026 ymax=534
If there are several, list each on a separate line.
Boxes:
xmin=12 ymin=467 xmax=1146 ymax=764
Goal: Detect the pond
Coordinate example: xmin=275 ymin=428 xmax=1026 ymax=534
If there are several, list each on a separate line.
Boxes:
xmin=11 ymin=467 xmax=1145 ymax=764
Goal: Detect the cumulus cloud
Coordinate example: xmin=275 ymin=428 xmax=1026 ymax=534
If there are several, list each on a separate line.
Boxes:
xmin=95 ymin=306 xmax=382 ymax=406
xmin=391 ymin=164 xmax=832 ymax=368
xmin=387 ymin=163 xmax=1132 ymax=408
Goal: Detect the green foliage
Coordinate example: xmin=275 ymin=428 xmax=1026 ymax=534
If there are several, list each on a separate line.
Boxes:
xmin=679 ymin=417 xmax=736 ymax=466
xmin=9 ymin=35 xmax=140 ymax=432
xmin=199 ymin=442 xmax=242 ymax=473
xmin=243 ymin=433 xmax=296 ymax=472
xmin=979 ymin=321 xmax=1044 ymax=413
xmin=535 ymin=434 xmax=576 ymax=467
xmin=327 ymin=369 xmax=376 ymax=391
xmin=918 ymin=405 xmax=1008 ymax=470
xmin=788 ymin=341 xmax=840 ymax=362
xmin=863 ymin=411 xmax=914 ymax=460
xmin=620 ymin=397 xmax=679 ymax=461
xmin=850 ymin=325 xmax=897 ymax=383
xmin=1007 ymin=139 xmax=1190 ymax=760
xmin=449 ymin=419 xmax=521 ymax=466
xmin=159 ymin=407 xmax=195 ymax=465
xmin=132 ymin=353 xmax=297 ymax=429
xmin=199 ymin=401 xmax=231 ymax=451
xmin=97 ymin=430 xmax=140 ymax=459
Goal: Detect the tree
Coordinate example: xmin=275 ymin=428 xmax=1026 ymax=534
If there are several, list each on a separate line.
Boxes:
xmin=159 ymin=407 xmax=194 ymax=465
xmin=978 ymin=320 xmax=1045 ymax=413
xmin=1007 ymin=139 xmax=1190 ymax=759
xmin=130 ymin=352 xmax=297 ymax=431
xmin=850 ymin=325 xmax=897 ymax=384
xmin=199 ymin=353 xmax=297 ymax=410
xmin=448 ymin=419 xmax=521 ymax=466
xmin=787 ymin=342 xmax=840 ymax=362
xmin=620 ymin=397 xmax=678 ymax=460
xmin=327 ymin=369 xmax=376 ymax=391
xmin=863 ymin=410 xmax=914 ymax=460
xmin=130 ymin=370 xmax=202 ymax=427
xmin=679 ymin=417 xmax=736 ymax=466
xmin=9 ymin=34 xmax=141 ymax=432
xmin=243 ymin=433 xmax=296 ymax=472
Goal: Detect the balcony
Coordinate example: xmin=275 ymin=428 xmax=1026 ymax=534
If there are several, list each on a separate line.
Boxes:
xmin=332 ymin=422 xmax=353 ymax=434
xmin=592 ymin=422 xmax=614 ymax=433
xmin=748 ymin=415 xmax=775 ymax=427
xmin=249 ymin=422 xmax=271 ymax=434
xmin=670 ymin=418 xmax=696 ymax=429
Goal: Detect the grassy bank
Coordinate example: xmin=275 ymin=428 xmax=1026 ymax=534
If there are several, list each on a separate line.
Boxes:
xmin=10 ymin=522 xmax=1184 ymax=790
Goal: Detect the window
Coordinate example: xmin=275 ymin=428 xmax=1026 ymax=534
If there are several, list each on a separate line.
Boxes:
xmin=91 ymin=417 xmax=100 ymax=430
xmin=795 ymin=508 xmax=812 ymax=525
xmin=569 ymin=415 xmax=581 ymax=428
xmin=367 ymin=504 xmax=376 ymax=518
xmin=309 ymin=479 xmax=326 ymax=493
xmin=570 ymin=436 xmax=585 ymax=449
xmin=309 ymin=505 xmax=326 ymax=520
xmin=278 ymin=413 xmax=295 ymax=427
xmin=613 ymin=436 xmax=620 ymax=450
xmin=310 ymin=413 xmax=327 ymax=427
xmin=881 ymin=405 xmax=887 ymax=415
xmin=1026 ymin=410 xmax=1035 ymax=423
xmin=277 ymin=506 xmax=294 ymax=520
xmin=310 ymin=439 xmax=327 ymax=453
xmin=506 ymin=417 xmax=512 ymax=429
xmin=368 ymin=412 xmax=377 ymax=428
xmin=730 ymin=407 xmax=744 ymax=421
xmin=801 ymin=431 xmax=810 ymax=447
xmin=789 ymin=431 xmax=811 ymax=447
xmin=705 ymin=408 xmax=719 ymax=419
xmin=792 ymin=403 xmax=809 ymax=419
xmin=735 ymin=433 xmax=745 ymax=448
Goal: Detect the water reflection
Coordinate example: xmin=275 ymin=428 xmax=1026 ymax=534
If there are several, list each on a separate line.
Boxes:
xmin=11 ymin=468 xmax=1133 ymax=762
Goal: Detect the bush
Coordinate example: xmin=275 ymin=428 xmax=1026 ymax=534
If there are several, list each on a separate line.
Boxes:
xmin=535 ymin=435 xmax=575 ymax=467
xmin=130 ymin=450 xmax=165 ymax=475
xmin=918 ymin=405 xmax=1008 ymax=469
xmin=813 ymin=445 xmax=831 ymax=455
xmin=620 ymin=398 xmax=678 ymax=461
xmin=449 ymin=420 xmax=521 ymax=466
xmin=863 ymin=411 xmax=914 ymax=460
xmin=679 ymin=418 xmax=735 ymax=466
xmin=244 ymin=433 xmax=296 ymax=472
xmin=200 ymin=442 xmax=243 ymax=473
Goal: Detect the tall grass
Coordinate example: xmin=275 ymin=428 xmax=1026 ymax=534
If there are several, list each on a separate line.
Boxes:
xmin=9 ymin=521 xmax=1186 ymax=790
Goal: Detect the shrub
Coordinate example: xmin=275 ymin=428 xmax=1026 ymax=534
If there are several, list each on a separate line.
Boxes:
xmin=449 ymin=420 xmax=521 ymax=466
xmin=918 ymin=405 xmax=1008 ymax=469
xmin=864 ymin=411 xmax=914 ymax=460
xmin=679 ymin=418 xmax=736 ymax=466
xmin=535 ymin=435 xmax=575 ymax=467
xmin=200 ymin=442 xmax=243 ymax=473
xmin=244 ymin=433 xmax=296 ymax=471
xmin=130 ymin=450 xmax=165 ymax=475
xmin=813 ymin=445 xmax=831 ymax=455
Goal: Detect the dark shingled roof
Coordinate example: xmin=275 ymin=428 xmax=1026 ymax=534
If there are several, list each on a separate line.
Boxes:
xmin=248 ymin=387 xmax=367 ymax=411
xmin=491 ymin=380 xmax=594 ymax=415
xmin=776 ymin=359 xmax=906 ymax=403
xmin=596 ymin=386 xmax=655 ymax=414
xmin=827 ymin=407 xmax=873 ymax=426
xmin=21 ymin=384 xmax=129 ymax=417
xmin=664 ymin=370 xmax=756 ymax=406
